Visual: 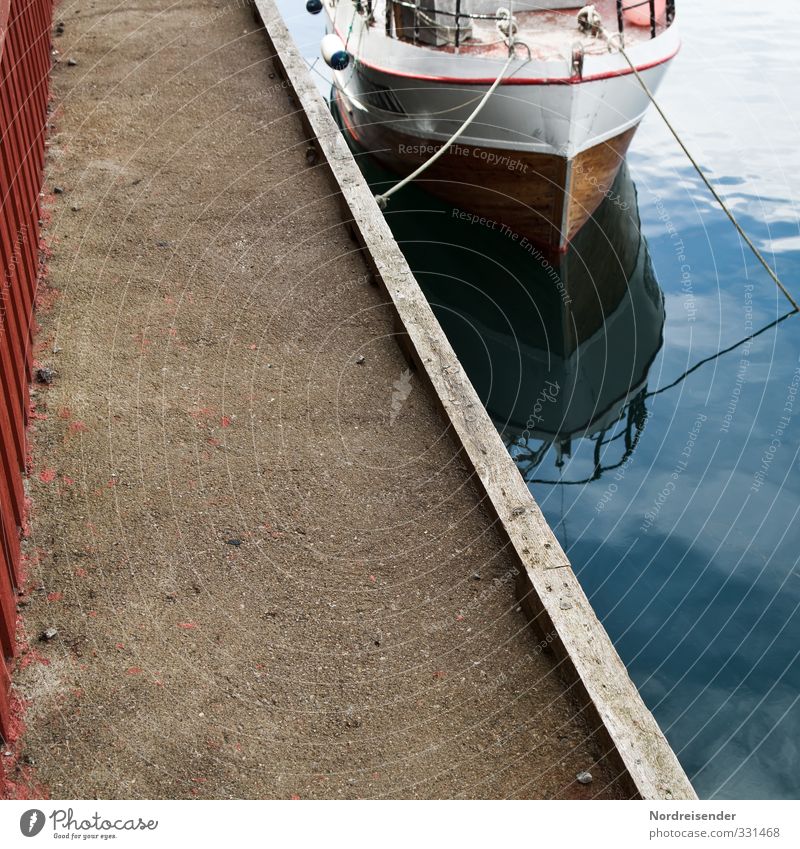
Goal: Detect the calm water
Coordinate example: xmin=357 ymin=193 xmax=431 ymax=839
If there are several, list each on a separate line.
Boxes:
xmin=280 ymin=1 xmax=800 ymax=799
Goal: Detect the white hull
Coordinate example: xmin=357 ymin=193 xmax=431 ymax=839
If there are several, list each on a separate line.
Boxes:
xmin=323 ymin=0 xmax=679 ymax=247
xmin=325 ymin=0 xmax=679 ymax=157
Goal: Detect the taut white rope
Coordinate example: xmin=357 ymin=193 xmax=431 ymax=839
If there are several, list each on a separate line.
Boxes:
xmin=374 ymin=49 xmax=515 ymax=209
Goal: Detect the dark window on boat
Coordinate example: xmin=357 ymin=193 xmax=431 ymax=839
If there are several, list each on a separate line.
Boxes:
xmin=365 ymin=83 xmax=406 ymax=114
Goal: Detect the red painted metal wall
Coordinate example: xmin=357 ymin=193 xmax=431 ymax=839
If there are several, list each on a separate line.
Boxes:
xmin=0 ymin=0 xmax=52 ymax=740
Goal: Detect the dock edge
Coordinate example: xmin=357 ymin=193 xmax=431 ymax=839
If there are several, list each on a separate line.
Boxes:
xmin=252 ymin=0 xmax=697 ymax=801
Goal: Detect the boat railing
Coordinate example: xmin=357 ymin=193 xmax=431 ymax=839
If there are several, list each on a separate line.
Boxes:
xmin=384 ymin=1 xmax=676 ymax=49
xmin=385 ymin=0 xmax=505 ymax=49
xmin=616 ymin=0 xmax=676 ymax=40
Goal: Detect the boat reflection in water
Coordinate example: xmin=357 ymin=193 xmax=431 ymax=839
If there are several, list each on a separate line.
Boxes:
xmin=375 ymin=159 xmax=665 ymax=484
xmin=465 ymin=164 xmax=664 ymax=484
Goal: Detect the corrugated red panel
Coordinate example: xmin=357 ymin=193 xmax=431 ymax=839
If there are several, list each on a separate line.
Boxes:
xmin=0 ymin=0 xmax=52 ymax=740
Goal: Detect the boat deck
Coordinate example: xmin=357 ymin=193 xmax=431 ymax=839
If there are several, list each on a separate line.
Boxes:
xmin=405 ymin=0 xmax=663 ymax=61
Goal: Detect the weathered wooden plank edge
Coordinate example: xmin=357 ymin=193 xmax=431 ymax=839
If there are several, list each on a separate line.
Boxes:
xmin=252 ymin=0 xmax=697 ymax=801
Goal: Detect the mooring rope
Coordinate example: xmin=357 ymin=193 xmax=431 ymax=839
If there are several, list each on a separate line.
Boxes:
xmin=374 ymin=35 xmax=517 ymax=209
xmin=602 ymin=29 xmax=799 ymax=312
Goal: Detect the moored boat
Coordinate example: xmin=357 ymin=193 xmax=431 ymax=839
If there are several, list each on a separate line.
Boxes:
xmin=319 ymin=0 xmax=679 ymax=251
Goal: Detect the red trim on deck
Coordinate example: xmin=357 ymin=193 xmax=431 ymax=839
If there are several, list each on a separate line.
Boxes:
xmin=334 ymin=21 xmax=679 ymax=86
xmin=359 ymin=48 xmax=678 ymax=85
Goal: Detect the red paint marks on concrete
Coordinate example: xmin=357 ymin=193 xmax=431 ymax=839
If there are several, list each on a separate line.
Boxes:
xmin=38 ymin=469 xmax=56 ymax=483
xmin=220 ymin=416 xmax=232 ymax=428
xmin=4 ymin=694 xmax=31 ymax=733
xmin=0 ymin=766 xmax=50 ymax=800
xmin=126 ymin=667 xmax=143 ymax=675
xmin=177 ymin=622 xmax=197 ymax=630
xmin=68 ymin=420 xmax=87 ymax=433
xmin=263 ymin=521 xmax=285 ymax=541
xmin=87 ymin=611 xmax=97 ymax=618
xmin=57 ymin=407 xmax=72 ymax=419
xmin=39 ymin=204 xmax=54 ymax=229
xmin=18 ymin=650 xmax=51 ymax=670
xmin=369 ymin=575 xmax=376 ymax=583
xmin=74 ymin=567 xmax=87 ymax=578
xmin=189 ymin=406 xmax=216 ymax=420
xmin=290 ymin=794 xmax=301 ymax=800
xmin=62 ymin=476 xmax=75 ymax=486
xmin=433 ymin=670 xmax=446 ymax=679
xmin=46 ymin=592 xmax=62 ymax=603
xmin=31 ymin=333 xmax=51 ymax=357
xmin=21 ymin=497 xmax=33 ymax=539
xmin=34 ymin=285 xmax=60 ymax=313
xmin=131 ymin=332 xmax=151 ymax=351
xmin=0 ymin=694 xmax=49 ymax=801
xmin=17 ymin=552 xmax=41 ymax=587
